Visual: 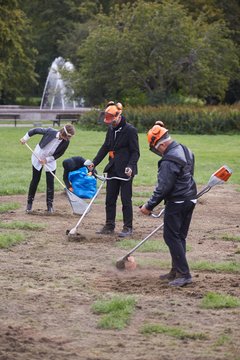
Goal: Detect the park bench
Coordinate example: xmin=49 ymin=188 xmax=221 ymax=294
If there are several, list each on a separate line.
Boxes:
xmin=53 ymin=113 xmax=80 ymax=127
xmin=0 ymin=113 xmax=20 ymax=127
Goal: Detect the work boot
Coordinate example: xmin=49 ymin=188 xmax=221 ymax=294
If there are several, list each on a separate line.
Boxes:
xmin=168 ymin=276 xmax=192 ymax=287
xmin=118 ymin=227 xmax=133 ymax=238
xmin=159 ymin=270 xmax=176 ymax=281
xmin=96 ymin=225 xmax=114 ymax=235
xmin=47 ymin=204 xmax=54 ymax=214
xmin=26 ymin=202 xmax=32 ymax=213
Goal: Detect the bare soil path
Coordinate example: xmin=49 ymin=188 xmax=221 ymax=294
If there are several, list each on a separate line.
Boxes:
xmin=0 ymin=185 xmax=239 ymax=360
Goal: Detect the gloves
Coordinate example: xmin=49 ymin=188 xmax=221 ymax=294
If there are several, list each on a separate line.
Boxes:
xmin=125 ymin=167 xmax=132 ymax=177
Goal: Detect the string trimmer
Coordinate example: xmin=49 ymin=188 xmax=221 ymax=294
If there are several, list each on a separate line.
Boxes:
xmin=67 ymin=173 xmax=131 ymax=238
xmin=115 ymin=165 xmax=233 ymax=270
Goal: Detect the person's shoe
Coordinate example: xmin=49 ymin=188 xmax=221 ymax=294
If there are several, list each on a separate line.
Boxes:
xmin=118 ymin=227 xmax=133 ymax=238
xmin=96 ymin=225 xmax=114 ymax=235
xmin=26 ymin=203 xmax=32 ymax=213
xmin=159 ymin=271 xmax=176 ymax=281
xmin=168 ymin=277 xmax=192 ymax=287
xmin=47 ymin=205 xmax=54 ymax=214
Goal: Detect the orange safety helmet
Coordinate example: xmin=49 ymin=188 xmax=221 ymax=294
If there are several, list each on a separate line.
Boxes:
xmin=104 ymin=103 xmax=123 ymax=124
xmin=147 ymin=125 xmax=169 ymax=148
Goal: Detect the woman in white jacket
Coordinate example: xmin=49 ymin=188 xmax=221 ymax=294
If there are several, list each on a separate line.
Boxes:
xmin=20 ymin=124 xmax=75 ymax=213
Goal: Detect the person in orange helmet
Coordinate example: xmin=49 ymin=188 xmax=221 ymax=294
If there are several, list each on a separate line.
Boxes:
xmin=88 ymin=101 xmax=140 ymax=237
xmin=140 ymin=124 xmax=197 ymax=287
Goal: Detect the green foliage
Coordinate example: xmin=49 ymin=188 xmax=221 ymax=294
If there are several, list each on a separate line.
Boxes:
xmin=79 ymin=104 xmax=240 ymax=134
xmin=0 ymin=232 xmax=25 ymax=248
xmin=140 ymin=323 xmax=208 ymax=340
xmin=91 ymin=295 xmax=136 ymax=330
xmin=0 ymin=1 xmax=38 ymax=102
xmin=0 ymin=221 xmax=45 ymax=231
xmin=71 ymin=0 xmax=239 ymax=104
xmin=200 ymin=292 xmax=240 ymax=309
xmin=0 ymin=202 xmax=20 ymax=213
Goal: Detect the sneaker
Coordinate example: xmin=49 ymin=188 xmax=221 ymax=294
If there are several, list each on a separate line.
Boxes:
xmin=168 ymin=277 xmax=192 ymax=287
xmin=118 ymin=227 xmax=133 ymax=238
xmin=96 ymin=225 xmax=114 ymax=235
xmin=159 ymin=271 xmax=176 ymax=281
xmin=26 ymin=203 xmax=32 ymax=213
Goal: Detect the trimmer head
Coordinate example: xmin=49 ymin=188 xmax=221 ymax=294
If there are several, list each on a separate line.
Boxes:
xmin=116 ymin=256 xmax=137 ymax=271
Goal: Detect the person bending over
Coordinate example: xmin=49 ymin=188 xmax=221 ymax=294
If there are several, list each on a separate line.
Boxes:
xmin=20 ymin=124 xmax=75 ymax=213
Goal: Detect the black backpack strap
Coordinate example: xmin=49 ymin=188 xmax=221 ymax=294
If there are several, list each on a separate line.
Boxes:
xmin=161 ymin=144 xmax=193 ymax=174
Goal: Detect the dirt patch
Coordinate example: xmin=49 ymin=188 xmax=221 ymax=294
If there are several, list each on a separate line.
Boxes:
xmin=0 ymin=185 xmax=239 ymax=360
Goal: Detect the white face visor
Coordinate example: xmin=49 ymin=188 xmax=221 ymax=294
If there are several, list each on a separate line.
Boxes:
xmin=63 ymin=126 xmax=72 ymax=137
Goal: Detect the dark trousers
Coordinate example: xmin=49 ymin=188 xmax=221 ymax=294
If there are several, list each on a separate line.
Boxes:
xmin=27 ymin=166 xmax=55 ymax=206
xmin=163 ymin=200 xmax=195 ymax=277
xmin=105 ymin=175 xmax=133 ymax=230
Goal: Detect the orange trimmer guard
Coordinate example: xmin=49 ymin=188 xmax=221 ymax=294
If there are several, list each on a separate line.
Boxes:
xmin=213 ymin=165 xmax=232 ymax=182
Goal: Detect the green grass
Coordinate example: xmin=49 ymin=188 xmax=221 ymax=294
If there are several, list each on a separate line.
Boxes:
xmin=221 ymin=234 xmax=240 ymax=242
xmin=140 ymin=323 xmax=208 ymax=340
xmin=0 ymin=128 xmax=239 ymax=195
xmin=213 ymin=334 xmax=231 ymax=347
xmin=0 ymin=202 xmax=20 ymax=212
xmin=190 ymin=260 xmax=240 ymax=273
xmin=0 ymin=221 xmax=45 ymax=231
xmin=200 ymin=292 xmax=240 ymax=309
xmin=116 ymin=239 xmax=168 ymax=252
xmin=0 ymin=233 xmax=25 ymax=248
xmin=91 ymin=295 xmax=136 ymax=330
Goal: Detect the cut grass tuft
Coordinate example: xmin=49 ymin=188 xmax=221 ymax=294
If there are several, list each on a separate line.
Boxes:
xmin=0 ymin=233 xmax=25 ymax=248
xmin=190 ymin=260 xmax=240 ymax=273
xmin=116 ymin=239 xmax=169 ymax=252
xmin=140 ymin=323 xmax=208 ymax=340
xmin=91 ymin=295 xmax=136 ymax=330
xmin=0 ymin=221 xmax=45 ymax=231
xmin=200 ymin=292 xmax=240 ymax=309
xmin=0 ymin=202 xmax=20 ymax=213
xmin=221 ymin=234 xmax=240 ymax=242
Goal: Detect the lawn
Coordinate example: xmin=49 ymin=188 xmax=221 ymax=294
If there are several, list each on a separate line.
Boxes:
xmin=0 ymin=127 xmax=239 ymax=195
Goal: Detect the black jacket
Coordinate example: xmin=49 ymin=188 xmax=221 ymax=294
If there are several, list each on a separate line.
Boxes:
xmin=28 ymin=127 xmax=69 ymax=160
xmin=93 ymin=116 xmax=140 ymax=177
xmin=146 ymin=141 xmax=197 ymax=210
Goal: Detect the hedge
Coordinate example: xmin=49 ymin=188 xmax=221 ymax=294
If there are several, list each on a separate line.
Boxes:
xmin=78 ymin=105 xmax=240 ymax=134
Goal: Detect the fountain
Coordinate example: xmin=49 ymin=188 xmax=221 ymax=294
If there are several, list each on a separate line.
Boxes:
xmin=40 ymin=57 xmax=78 ymax=110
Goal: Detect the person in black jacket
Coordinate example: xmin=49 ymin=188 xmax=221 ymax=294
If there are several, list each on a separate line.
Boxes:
xmin=62 ymin=156 xmax=86 ymax=191
xmin=140 ymin=124 xmax=197 ymax=287
xmin=20 ymin=124 xmax=75 ymax=213
xmin=89 ymin=102 xmax=140 ymax=237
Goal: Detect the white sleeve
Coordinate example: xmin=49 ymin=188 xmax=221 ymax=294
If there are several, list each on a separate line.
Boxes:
xmin=23 ymin=133 xmax=30 ymax=141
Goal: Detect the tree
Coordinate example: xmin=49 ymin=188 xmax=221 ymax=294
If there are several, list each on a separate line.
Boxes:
xmin=71 ymin=0 xmax=239 ymax=104
xmin=0 ymin=0 xmax=38 ymax=103
xmin=20 ymin=0 xmax=110 ymax=96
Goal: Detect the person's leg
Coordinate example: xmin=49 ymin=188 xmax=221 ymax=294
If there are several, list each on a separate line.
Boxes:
xmin=163 ymin=201 xmax=191 ymax=278
xmin=105 ymin=178 xmax=120 ymax=229
xmin=118 ymin=178 xmax=133 ymax=237
xmin=26 ymin=166 xmax=42 ymax=211
xmin=179 ymin=201 xmax=195 ymax=252
xmin=46 ymin=170 xmax=55 ymax=212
